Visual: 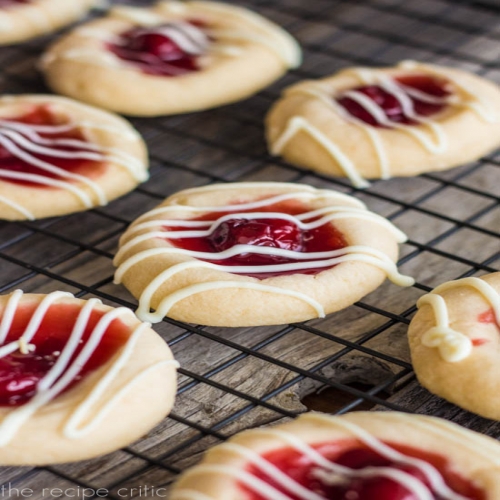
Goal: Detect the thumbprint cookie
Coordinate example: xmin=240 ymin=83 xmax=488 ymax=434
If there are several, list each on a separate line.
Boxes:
xmin=266 ymin=61 xmax=500 ymax=188
xmin=170 ymin=411 xmax=500 ymax=500
xmin=113 ymin=182 xmax=414 ymax=327
xmin=0 ymin=0 xmax=97 ymax=46
xmin=0 ymin=290 xmax=178 ymax=465
xmin=408 ymin=272 xmax=500 ymax=420
xmin=0 ymin=94 xmax=148 ymax=220
xmin=40 ymin=1 xmax=302 ymax=116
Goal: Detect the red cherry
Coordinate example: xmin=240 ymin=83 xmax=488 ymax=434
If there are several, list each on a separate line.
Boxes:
xmin=164 ymin=201 xmax=348 ymax=279
xmin=397 ymin=75 xmax=449 ymax=98
xmin=0 ymin=304 xmax=130 ymax=407
xmin=126 ymin=32 xmax=185 ymax=61
xmin=209 ymin=218 xmax=303 ymax=253
xmin=108 ymin=23 xmax=205 ymax=76
xmin=339 ymin=476 xmax=420 ymax=500
xmin=0 ymin=106 xmax=105 ymax=187
xmin=335 ymin=447 xmax=390 ymax=469
xmin=336 ymin=74 xmax=451 ymax=127
xmin=0 ymin=351 xmax=56 ymax=405
xmin=243 ymin=441 xmax=484 ymax=500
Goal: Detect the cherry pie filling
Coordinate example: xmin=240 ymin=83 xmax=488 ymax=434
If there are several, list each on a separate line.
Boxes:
xmin=478 ymin=308 xmax=497 ymax=325
xmin=0 ymin=304 xmax=130 ymax=406
xmin=165 ymin=200 xmax=348 ymax=279
xmin=108 ymin=20 xmax=209 ymax=76
xmin=243 ymin=440 xmax=485 ymax=500
xmin=336 ymin=74 xmax=452 ymax=127
xmin=0 ymin=105 xmax=105 ymax=187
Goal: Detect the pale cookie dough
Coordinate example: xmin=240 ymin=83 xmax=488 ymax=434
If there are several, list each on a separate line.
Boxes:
xmin=408 ymin=272 xmax=500 ymax=420
xmin=0 ymin=94 xmax=148 ymax=220
xmin=113 ymin=182 xmax=414 ymax=327
xmin=0 ymin=0 xmax=97 ymax=45
xmin=0 ymin=290 xmax=178 ymax=465
xmin=170 ymin=411 xmax=500 ymax=500
xmin=40 ymin=1 xmax=302 ymax=116
xmin=266 ymin=61 xmax=500 ymax=188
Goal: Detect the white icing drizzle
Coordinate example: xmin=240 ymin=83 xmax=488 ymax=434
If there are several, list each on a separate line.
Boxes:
xmin=271 ymin=116 xmax=370 ymax=189
xmin=273 ymin=62 xmax=497 ymax=187
xmin=399 ymin=60 xmax=497 ymax=123
xmin=173 ymin=413 xmax=470 ymax=500
xmin=114 ymin=187 xmax=414 ymax=323
xmin=0 ymin=193 xmax=34 ymax=220
xmin=46 ymin=2 xmax=301 ymax=71
xmin=140 ymin=278 xmax=325 ymax=323
xmin=417 ymin=276 xmax=500 ymax=362
xmin=0 ymin=290 xmax=178 ymax=445
xmin=380 ymin=412 xmax=500 ymax=466
xmin=111 ymin=6 xmax=170 ymax=26
xmin=340 ymin=88 xmax=446 ymax=154
xmin=117 ymin=207 xmax=407 ymax=256
xmin=135 ymin=189 xmax=367 ymax=222
xmin=138 ymin=22 xmax=209 ymax=55
xmin=0 ymin=112 xmax=146 ymax=215
xmin=189 ymin=1 xmax=301 ymax=67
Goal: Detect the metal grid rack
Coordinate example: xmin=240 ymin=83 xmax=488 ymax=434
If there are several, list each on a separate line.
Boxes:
xmin=0 ymin=0 xmax=499 ymax=498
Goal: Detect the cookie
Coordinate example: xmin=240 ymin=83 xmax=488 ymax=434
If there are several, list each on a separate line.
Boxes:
xmin=113 ymin=182 xmax=414 ymax=327
xmin=266 ymin=61 xmax=500 ymax=188
xmin=40 ymin=1 xmax=302 ymax=116
xmin=0 ymin=290 xmax=178 ymax=465
xmin=0 ymin=94 xmax=148 ymax=220
xmin=408 ymin=272 xmax=500 ymax=420
xmin=0 ymin=0 xmax=96 ymax=45
xmin=170 ymin=411 xmax=500 ymax=499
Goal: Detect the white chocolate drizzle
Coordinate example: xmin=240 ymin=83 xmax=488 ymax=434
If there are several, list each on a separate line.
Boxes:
xmin=172 ymin=413 xmax=470 ymax=500
xmin=417 ymin=276 xmax=500 ymax=362
xmin=43 ymin=2 xmax=301 ymax=72
xmin=271 ymin=61 xmax=497 ymax=188
xmin=0 ymin=112 xmax=146 ymax=219
xmin=0 ymin=290 xmax=178 ymax=445
xmin=114 ymin=185 xmax=414 ymax=323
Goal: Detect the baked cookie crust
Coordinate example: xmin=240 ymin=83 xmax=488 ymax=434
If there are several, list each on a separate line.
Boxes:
xmin=0 ymin=0 xmax=96 ymax=45
xmin=0 ymin=290 xmax=178 ymax=465
xmin=266 ymin=61 xmax=500 ymax=188
xmin=41 ymin=1 xmax=302 ymax=116
xmin=113 ymin=182 xmax=413 ymax=327
xmin=408 ymin=272 xmax=500 ymax=420
xmin=0 ymin=94 xmax=148 ymax=220
xmin=170 ymin=411 xmax=500 ymax=499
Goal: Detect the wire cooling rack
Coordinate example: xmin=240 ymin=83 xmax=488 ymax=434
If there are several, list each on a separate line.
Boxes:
xmin=0 ymin=0 xmax=499 ymax=498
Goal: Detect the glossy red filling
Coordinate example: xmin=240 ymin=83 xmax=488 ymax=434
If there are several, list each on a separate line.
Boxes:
xmin=165 ymin=199 xmax=348 ymax=279
xmin=337 ymin=74 xmax=451 ymax=127
xmin=108 ymin=21 xmax=207 ymax=76
xmin=478 ymin=308 xmax=497 ymax=325
xmin=0 ymin=105 xmax=105 ymax=187
xmin=243 ymin=440 xmax=484 ymax=500
xmin=0 ymin=303 xmax=129 ymax=406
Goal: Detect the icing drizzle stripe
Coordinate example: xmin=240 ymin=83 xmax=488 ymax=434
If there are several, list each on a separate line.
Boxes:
xmin=0 ymin=113 xmax=146 ymax=216
xmin=417 ymin=276 xmax=500 ymax=362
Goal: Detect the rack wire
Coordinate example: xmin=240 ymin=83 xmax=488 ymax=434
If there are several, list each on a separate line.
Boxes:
xmin=0 ymin=0 xmax=499 ymax=498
